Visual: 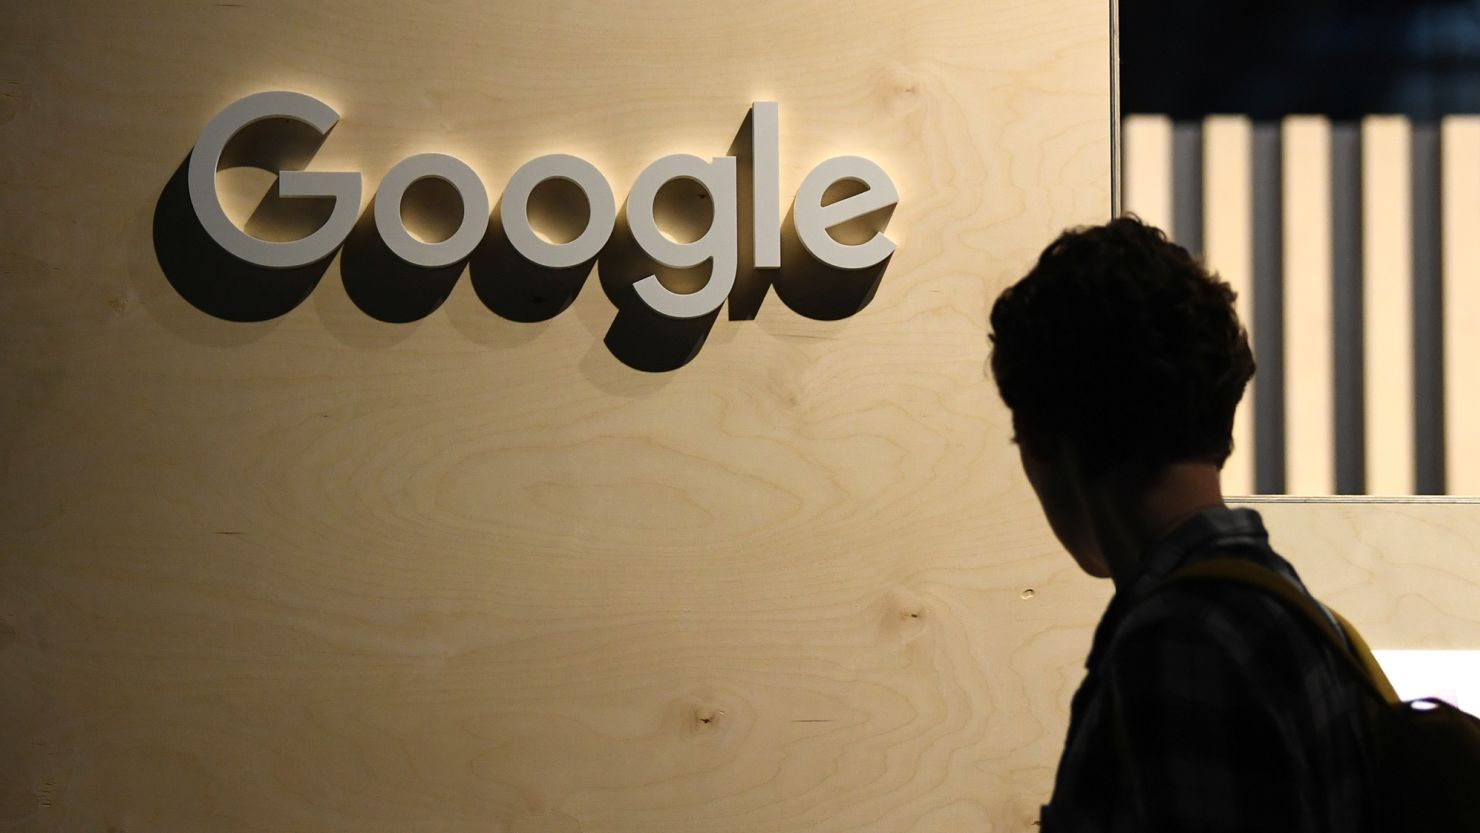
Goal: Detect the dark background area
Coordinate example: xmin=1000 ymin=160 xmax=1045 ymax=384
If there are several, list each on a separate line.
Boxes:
xmin=1123 ymin=0 xmax=1480 ymax=118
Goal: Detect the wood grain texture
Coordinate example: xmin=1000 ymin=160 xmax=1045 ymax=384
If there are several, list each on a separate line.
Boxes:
xmin=0 ymin=1 xmax=1111 ymax=832
xmin=1361 ymin=117 xmax=1415 ymax=495
xmin=1442 ymin=117 xmax=1480 ymax=495
xmin=1203 ymin=116 xmax=1256 ymax=496
xmin=1241 ymin=499 xmax=1480 ymax=651
xmin=1282 ymin=117 xmax=1336 ymax=495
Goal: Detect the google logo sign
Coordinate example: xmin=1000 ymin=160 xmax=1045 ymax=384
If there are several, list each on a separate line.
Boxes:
xmin=189 ymin=92 xmax=900 ymax=320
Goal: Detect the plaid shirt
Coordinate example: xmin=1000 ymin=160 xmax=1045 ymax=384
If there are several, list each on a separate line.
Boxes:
xmin=1040 ymin=507 xmax=1377 ymax=833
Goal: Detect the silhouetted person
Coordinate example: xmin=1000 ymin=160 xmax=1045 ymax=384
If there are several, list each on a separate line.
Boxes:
xmin=989 ymin=217 xmax=1376 ymax=831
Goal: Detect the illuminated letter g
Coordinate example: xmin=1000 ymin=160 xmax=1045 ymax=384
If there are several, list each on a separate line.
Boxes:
xmin=188 ymin=91 xmax=361 ymax=269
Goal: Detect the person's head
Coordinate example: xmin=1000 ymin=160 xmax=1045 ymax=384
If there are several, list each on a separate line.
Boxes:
xmin=988 ymin=216 xmax=1254 ymax=575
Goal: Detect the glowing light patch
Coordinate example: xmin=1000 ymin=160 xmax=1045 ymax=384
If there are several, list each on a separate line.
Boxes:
xmin=1373 ymin=650 xmax=1480 ymax=716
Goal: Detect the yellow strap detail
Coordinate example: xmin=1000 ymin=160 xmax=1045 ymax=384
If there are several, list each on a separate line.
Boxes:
xmin=1328 ymin=609 xmax=1400 ymax=704
xmin=1162 ymin=558 xmax=1400 ymax=705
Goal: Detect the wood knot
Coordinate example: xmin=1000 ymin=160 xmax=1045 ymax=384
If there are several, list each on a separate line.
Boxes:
xmin=880 ymin=590 xmax=930 ymax=643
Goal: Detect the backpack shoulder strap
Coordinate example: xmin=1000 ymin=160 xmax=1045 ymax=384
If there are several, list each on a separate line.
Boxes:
xmin=1160 ymin=557 xmax=1401 ymax=704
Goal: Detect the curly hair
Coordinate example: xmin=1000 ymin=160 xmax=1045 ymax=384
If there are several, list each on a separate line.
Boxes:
xmin=988 ymin=216 xmax=1255 ymax=479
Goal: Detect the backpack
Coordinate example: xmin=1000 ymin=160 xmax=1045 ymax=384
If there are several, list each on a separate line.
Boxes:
xmin=1163 ymin=557 xmax=1480 ymax=833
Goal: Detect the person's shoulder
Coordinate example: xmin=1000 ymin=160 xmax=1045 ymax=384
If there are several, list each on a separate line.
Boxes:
xmin=1108 ymin=558 xmax=1338 ymax=696
xmin=1115 ymin=578 xmax=1282 ymax=646
xmin=1124 ymin=569 xmax=1298 ymax=628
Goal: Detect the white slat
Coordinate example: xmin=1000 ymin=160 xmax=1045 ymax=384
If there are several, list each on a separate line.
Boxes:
xmin=1123 ymin=115 xmax=1173 ymax=232
xmin=1283 ymin=116 xmax=1336 ymax=494
xmin=1361 ymin=117 xmax=1416 ymax=495
xmin=1442 ymin=117 xmax=1480 ymax=494
xmin=1203 ymin=116 xmax=1256 ymax=495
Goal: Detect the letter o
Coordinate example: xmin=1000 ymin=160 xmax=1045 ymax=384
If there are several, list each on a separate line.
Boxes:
xmin=374 ymin=153 xmax=490 ymax=268
xmin=500 ymin=154 xmax=616 ymax=268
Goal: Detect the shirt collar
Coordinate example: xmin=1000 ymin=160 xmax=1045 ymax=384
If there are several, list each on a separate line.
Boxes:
xmin=1126 ymin=506 xmax=1271 ymax=598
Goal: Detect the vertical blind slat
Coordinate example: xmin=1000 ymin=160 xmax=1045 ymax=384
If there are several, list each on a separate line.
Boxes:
xmin=1411 ymin=122 xmax=1444 ymax=495
xmin=1253 ymin=123 xmax=1287 ymax=494
xmin=1172 ymin=121 xmax=1205 ymax=259
xmin=1331 ymin=123 xmax=1365 ymax=494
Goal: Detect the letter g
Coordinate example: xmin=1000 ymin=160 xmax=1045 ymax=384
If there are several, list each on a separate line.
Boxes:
xmin=188 ymin=91 xmax=361 ymax=269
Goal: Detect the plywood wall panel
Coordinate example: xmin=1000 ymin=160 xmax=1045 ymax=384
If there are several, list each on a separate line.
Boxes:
xmin=0 ymin=1 xmax=1111 ymax=832
xmin=1245 ymin=499 xmax=1480 ymax=650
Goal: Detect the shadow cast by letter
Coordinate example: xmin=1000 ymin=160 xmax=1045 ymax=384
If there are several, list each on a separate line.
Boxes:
xmin=468 ymin=202 xmax=595 ymax=324
xmin=153 ymin=156 xmax=332 ymax=322
xmin=339 ymin=198 xmax=462 ymax=324
xmin=772 ymin=201 xmax=893 ymax=321
xmin=596 ymin=210 xmax=720 ymax=373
